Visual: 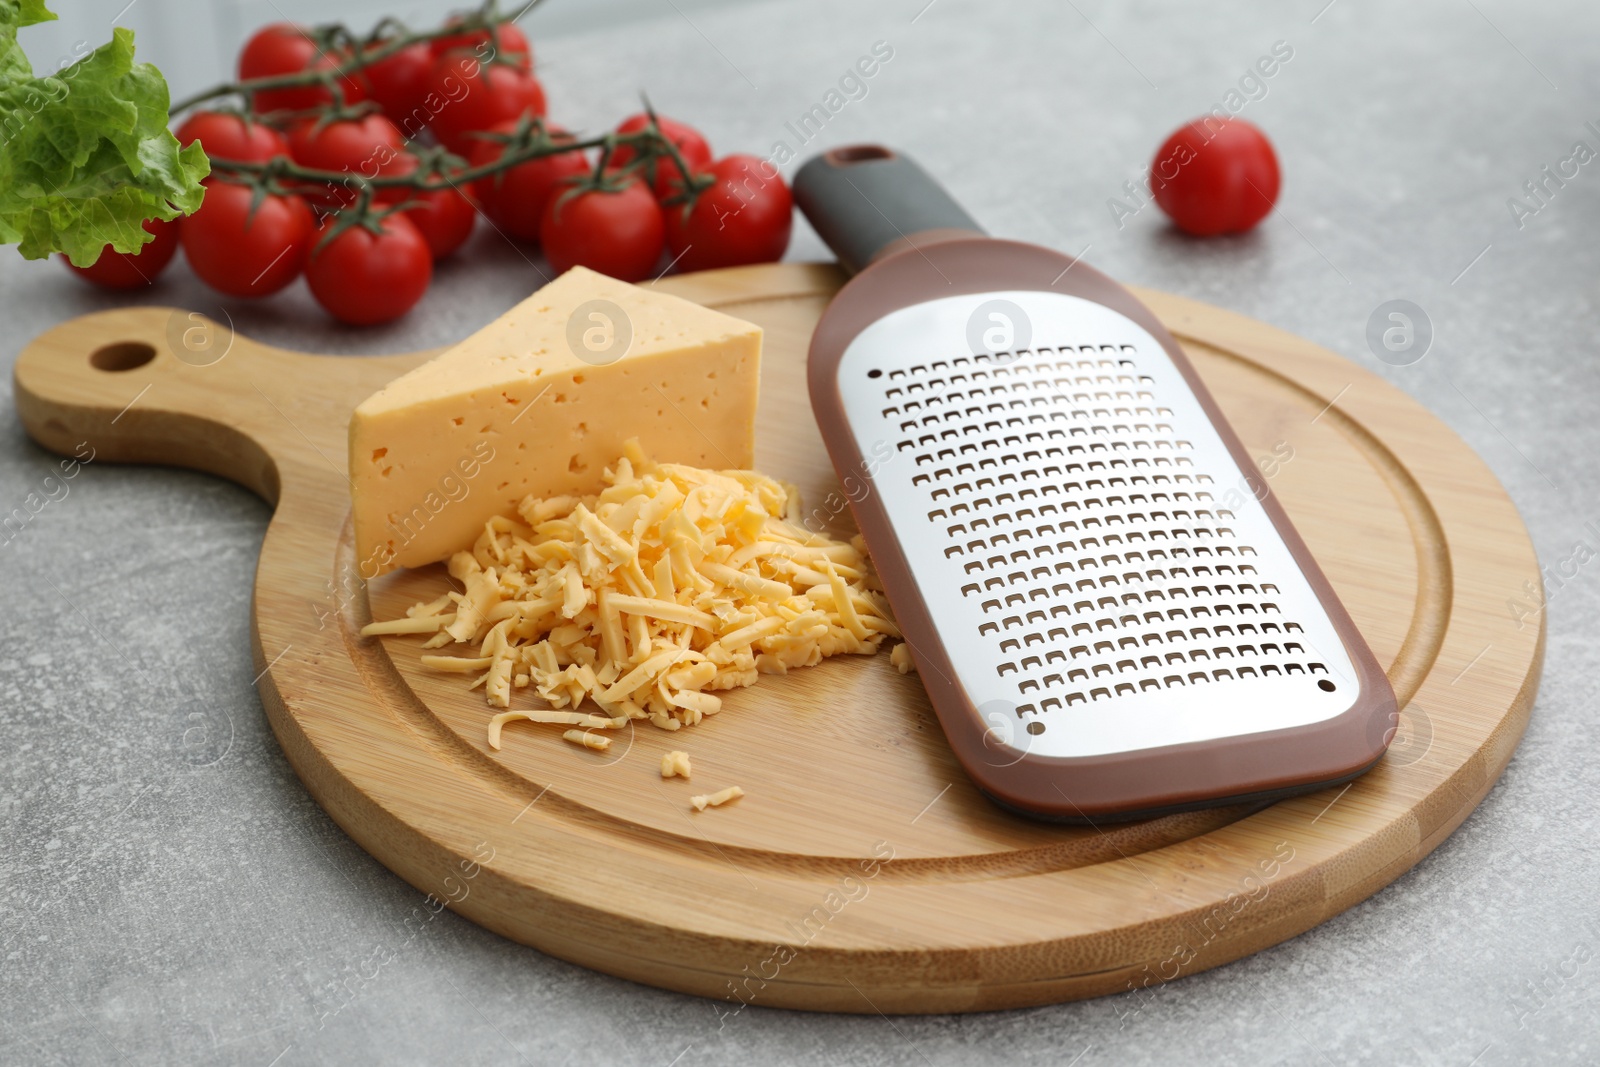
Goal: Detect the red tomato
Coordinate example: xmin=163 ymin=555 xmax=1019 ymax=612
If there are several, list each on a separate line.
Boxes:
xmin=306 ymin=213 xmax=433 ymax=325
xmin=541 ymin=180 xmax=664 ymax=282
xmin=362 ymin=41 xmax=435 ymax=125
xmin=429 ymin=17 xmax=532 ymax=72
xmin=610 ymin=113 xmax=712 ymax=200
xmin=425 ymin=50 xmax=545 ymax=156
xmin=238 ymin=23 xmax=317 ymax=82
xmin=62 ymin=217 xmax=180 ymax=290
xmin=468 ymin=123 xmax=588 ymax=242
xmin=663 ymin=154 xmax=792 ymax=272
xmin=173 ymin=111 xmax=287 ymax=163
xmin=399 ymin=187 xmax=477 ymax=260
xmin=238 ymin=23 xmax=367 ymax=114
xmin=287 ymin=114 xmax=408 ymax=207
xmin=379 ymin=153 xmax=477 ymax=259
xmin=1150 ymin=118 xmax=1280 ymax=237
xmin=181 ymin=181 xmax=314 ymax=297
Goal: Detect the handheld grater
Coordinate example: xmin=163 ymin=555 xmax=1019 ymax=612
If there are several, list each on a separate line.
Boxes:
xmin=793 ymin=146 xmax=1397 ymax=821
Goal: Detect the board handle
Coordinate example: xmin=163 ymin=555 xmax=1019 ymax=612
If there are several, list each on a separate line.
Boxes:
xmin=792 ymin=146 xmax=985 ymax=275
xmin=12 ymin=306 xmax=406 ymax=505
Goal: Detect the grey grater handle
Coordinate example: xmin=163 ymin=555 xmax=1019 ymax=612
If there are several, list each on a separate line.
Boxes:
xmin=792 ymin=146 xmax=985 ymax=275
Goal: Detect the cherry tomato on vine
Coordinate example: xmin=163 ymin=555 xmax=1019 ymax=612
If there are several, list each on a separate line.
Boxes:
xmin=467 ymin=122 xmax=588 ymax=242
xmin=173 ymin=111 xmax=287 ymax=163
xmin=424 ymin=50 xmax=545 ymax=156
xmin=305 ymin=213 xmax=433 ymax=325
xmin=287 ymin=114 xmax=409 ymax=207
xmin=663 ymin=154 xmax=792 ymax=272
xmin=238 ymin=23 xmax=316 ymax=82
xmin=610 ymin=114 xmax=712 ymax=200
xmin=238 ymin=23 xmax=368 ymax=114
xmin=429 ymin=17 xmax=532 ymax=72
xmin=362 ymin=41 xmax=435 ymax=123
xmin=379 ymin=153 xmax=478 ymax=259
xmin=1149 ymin=118 xmax=1279 ymax=237
xmin=62 ymin=217 xmax=180 ymax=290
xmin=180 ymin=181 xmax=314 ymax=297
xmin=541 ymin=179 xmax=665 ymax=282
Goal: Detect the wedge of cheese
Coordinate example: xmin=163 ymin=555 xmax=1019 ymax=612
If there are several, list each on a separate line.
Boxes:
xmin=349 ymin=267 xmax=762 ymax=576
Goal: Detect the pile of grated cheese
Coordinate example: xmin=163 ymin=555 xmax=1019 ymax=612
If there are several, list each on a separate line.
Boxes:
xmin=362 ymin=440 xmax=901 ymax=742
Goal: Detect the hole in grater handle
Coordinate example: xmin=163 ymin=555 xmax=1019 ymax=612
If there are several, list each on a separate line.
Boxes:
xmin=825 ymin=145 xmax=896 ymax=165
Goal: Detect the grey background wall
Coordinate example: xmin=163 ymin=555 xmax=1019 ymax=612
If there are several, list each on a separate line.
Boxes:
xmin=3 ymin=1 xmax=1598 ymax=1065
xmin=14 ymin=0 xmax=745 ymax=88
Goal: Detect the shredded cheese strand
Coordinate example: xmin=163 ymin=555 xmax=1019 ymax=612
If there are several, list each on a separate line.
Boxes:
xmin=369 ymin=442 xmax=901 ymax=742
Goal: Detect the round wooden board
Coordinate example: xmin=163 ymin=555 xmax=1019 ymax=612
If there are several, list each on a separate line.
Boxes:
xmin=13 ymin=264 xmax=1543 ymax=1014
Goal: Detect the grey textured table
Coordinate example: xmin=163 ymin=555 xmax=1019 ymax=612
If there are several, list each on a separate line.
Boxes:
xmin=3 ymin=1 xmax=1597 ymax=1064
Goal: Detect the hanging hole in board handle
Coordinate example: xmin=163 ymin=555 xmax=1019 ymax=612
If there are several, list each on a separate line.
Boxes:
xmin=90 ymin=341 xmax=156 ymax=372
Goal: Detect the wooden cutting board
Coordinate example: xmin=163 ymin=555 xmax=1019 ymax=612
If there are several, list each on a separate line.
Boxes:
xmin=12 ymin=263 xmax=1542 ymax=1014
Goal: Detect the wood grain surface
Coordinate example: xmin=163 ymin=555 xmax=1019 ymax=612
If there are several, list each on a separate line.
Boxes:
xmin=11 ymin=263 xmax=1543 ymax=1013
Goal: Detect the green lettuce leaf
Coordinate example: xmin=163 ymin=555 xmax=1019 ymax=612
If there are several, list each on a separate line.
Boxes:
xmin=0 ymin=2 xmax=208 ymax=265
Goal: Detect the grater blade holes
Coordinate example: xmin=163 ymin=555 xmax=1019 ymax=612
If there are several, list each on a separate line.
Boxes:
xmin=837 ymin=291 xmax=1361 ymax=756
xmin=875 ymin=344 xmax=1335 ymax=718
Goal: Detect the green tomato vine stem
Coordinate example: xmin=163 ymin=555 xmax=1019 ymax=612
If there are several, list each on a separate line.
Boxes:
xmin=169 ymin=0 xmax=711 ymax=217
xmin=168 ymin=0 xmax=539 ymax=116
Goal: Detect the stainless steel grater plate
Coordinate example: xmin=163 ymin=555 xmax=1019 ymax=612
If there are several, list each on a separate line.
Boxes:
xmin=836 ymin=290 xmax=1358 ymax=760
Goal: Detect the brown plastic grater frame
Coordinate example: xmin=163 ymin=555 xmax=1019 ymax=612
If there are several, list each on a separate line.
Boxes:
xmin=798 ymin=151 xmax=1397 ymax=822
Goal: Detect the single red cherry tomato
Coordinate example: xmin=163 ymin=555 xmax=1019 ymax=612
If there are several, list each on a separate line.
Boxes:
xmin=305 ymin=213 xmax=433 ymax=325
xmin=379 ymin=153 xmax=477 ymax=259
xmin=609 ymin=113 xmax=712 ymax=200
xmin=425 ymin=50 xmax=545 ymax=156
xmin=62 ymin=217 xmax=180 ymax=290
xmin=541 ymin=180 xmax=665 ymax=282
xmin=1150 ymin=118 xmax=1280 ymax=237
xmin=362 ymin=41 xmax=435 ymax=125
xmin=467 ymin=123 xmax=588 ymax=242
xmin=398 ymin=186 xmax=477 ymax=260
xmin=238 ymin=23 xmax=367 ymax=114
xmin=429 ymin=17 xmax=532 ymax=72
xmin=286 ymin=114 xmax=409 ymax=207
xmin=181 ymin=181 xmax=314 ymax=297
xmin=238 ymin=23 xmax=316 ymax=82
xmin=173 ymin=111 xmax=287 ymax=163
xmin=663 ymin=154 xmax=792 ymax=272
